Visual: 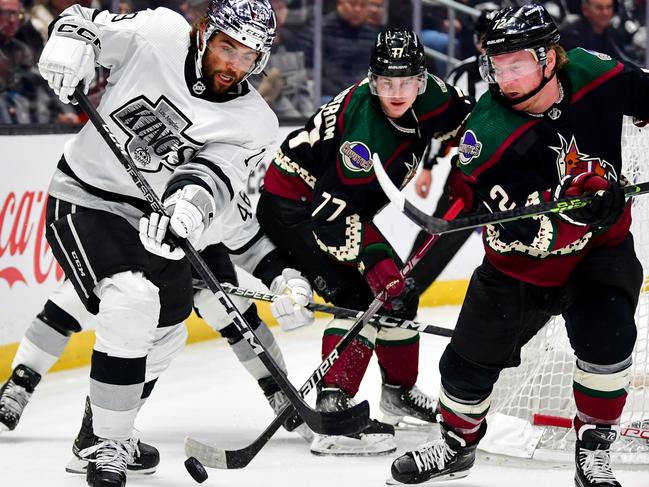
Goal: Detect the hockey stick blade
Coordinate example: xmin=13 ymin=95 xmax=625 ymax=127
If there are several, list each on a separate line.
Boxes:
xmin=74 ymin=88 xmax=367 ymax=437
xmin=222 ymin=284 xmax=453 ymax=338
xmin=372 ymin=153 xmax=649 ymax=235
xmin=185 ymin=405 xmax=295 ymax=469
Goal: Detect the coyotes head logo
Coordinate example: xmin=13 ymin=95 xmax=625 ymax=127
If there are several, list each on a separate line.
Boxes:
xmin=550 ymin=134 xmax=617 ymax=181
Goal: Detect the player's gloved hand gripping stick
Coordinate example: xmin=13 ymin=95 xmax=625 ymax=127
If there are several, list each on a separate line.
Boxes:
xmin=372 ymin=153 xmax=649 ymax=236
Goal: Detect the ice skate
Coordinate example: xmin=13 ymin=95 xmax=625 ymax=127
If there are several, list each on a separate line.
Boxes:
xmin=311 ymin=387 xmax=396 ymax=456
xmin=380 ymin=383 xmax=438 ymax=429
xmin=81 ymin=437 xmax=137 ymax=487
xmin=0 ymin=364 xmax=41 ymax=432
xmin=259 ymin=376 xmax=313 ymax=442
xmin=388 ymin=421 xmax=485 ymax=485
xmin=66 ymin=396 xmax=159 ymax=475
xmin=574 ymin=424 xmax=621 ymax=487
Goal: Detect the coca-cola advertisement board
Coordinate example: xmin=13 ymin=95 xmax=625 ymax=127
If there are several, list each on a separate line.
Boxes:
xmin=1 ymin=135 xmax=67 ymax=345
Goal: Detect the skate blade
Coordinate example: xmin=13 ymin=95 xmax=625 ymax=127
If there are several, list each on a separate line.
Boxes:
xmin=385 ymin=470 xmax=471 ymax=485
xmin=310 ymin=434 xmax=396 ymax=457
xmin=65 ymin=457 xmax=156 ymax=475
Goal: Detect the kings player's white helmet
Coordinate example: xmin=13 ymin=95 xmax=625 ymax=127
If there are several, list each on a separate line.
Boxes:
xmin=197 ymin=0 xmax=276 ymax=81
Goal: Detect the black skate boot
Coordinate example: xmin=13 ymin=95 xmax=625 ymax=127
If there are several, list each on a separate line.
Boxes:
xmin=311 ymin=387 xmax=396 ymax=456
xmin=388 ymin=421 xmax=486 ymax=485
xmin=380 ymin=383 xmax=438 ymax=426
xmin=66 ymin=396 xmax=159 ymax=475
xmin=0 ymin=364 xmax=41 ymax=432
xmin=258 ymin=376 xmax=313 ymax=441
xmin=574 ymin=424 xmax=621 ymax=487
xmin=82 ymin=437 xmax=137 ymax=487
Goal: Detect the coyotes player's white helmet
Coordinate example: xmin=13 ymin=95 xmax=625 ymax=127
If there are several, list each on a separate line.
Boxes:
xmin=198 ymin=0 xmax=276 ymax=81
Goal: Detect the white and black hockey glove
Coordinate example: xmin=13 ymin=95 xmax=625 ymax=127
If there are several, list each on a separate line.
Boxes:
xmin=139 ymin=185 xmax=216 ymax=260
xmin=270 ymin=268 xmax=314 ymax=331
xmin=139 ymin=212 xmax=185 ymax=260
xmin=38 ymin=16 xmax=101 ymax=104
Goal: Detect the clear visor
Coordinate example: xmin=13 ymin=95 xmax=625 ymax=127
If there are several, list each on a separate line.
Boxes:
xmin=368 ymin=73 xmax=427 ymax=98
xmin=207 ymin=40 xmax=261 ymax=73
xmin=479 ymin=50 xmax=542 ymax=84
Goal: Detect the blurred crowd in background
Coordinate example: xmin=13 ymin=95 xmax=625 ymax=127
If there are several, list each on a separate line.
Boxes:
xmin=0 ymin=0 xmax=647 ymax=126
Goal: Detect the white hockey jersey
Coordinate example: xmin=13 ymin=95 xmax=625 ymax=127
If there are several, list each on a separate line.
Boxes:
xmin=48 ymin=6 xmax=279 ymax=239
xmin=195 ymin=189 xmax=275 ymax=277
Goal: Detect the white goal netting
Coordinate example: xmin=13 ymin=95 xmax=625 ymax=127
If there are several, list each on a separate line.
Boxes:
xmin=480 ymin=118 xmax=649 ymax=465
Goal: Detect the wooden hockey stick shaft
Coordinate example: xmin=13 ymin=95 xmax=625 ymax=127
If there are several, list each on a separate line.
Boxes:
xmin=73 ymin=88 xmax=369 ymax=437
xmin=222 ymin=283 xmax=454 ymax=338
xmin=185 ymin=198 xmax=465 ymax=469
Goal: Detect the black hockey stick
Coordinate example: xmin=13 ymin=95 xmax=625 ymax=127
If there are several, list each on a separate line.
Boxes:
xmin=222 ymin=283 xmax=453 ymax=337
xmin=73 ymin=88 xmax=369 ymax=437
xmin=184 ymin=198 xmax=465 ymax=469
xmin=372 ymin=153 xmax=649 ymax=236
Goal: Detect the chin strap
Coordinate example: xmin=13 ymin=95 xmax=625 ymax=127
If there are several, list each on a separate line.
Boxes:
xmin=492 ymin=69 xmax=556 ymax=107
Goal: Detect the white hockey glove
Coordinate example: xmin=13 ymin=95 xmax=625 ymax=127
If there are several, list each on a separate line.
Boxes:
xmin=163 ymin=184 xmax=216 ymax=242
xmin=139 ymin=212 xmax=185 ymax=260
xmin=269 ymin=268 xmax=314 ymax=331
xmin=38 ymin=16 xmax=101 ymax=104
xmin=139 ymin=185 xmax=215 ymax=260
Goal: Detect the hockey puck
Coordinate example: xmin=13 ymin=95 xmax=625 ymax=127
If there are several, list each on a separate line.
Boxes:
xmin=185 ymin=456 xmax=208 ymax=483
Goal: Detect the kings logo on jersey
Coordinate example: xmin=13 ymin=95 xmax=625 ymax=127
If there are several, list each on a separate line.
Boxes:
xmin=550 ymin=134 xmax=617 ymax=181
xmin=111 ymin=95 xmax=204 ymax=173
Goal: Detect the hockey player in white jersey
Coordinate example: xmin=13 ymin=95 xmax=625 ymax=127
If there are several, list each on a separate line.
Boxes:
xmin=35 ymin=1 xmax=290 ymax=485
xmin=0 ymin=191 xmax=314 ymax=475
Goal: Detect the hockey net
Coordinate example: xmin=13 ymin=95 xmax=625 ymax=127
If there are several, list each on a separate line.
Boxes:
xmin=479 ymin=117 xmax=649 ymax=465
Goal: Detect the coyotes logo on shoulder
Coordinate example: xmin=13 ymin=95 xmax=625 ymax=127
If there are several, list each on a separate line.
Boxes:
xmin=111 ymin=95 xmax=203 ymax=173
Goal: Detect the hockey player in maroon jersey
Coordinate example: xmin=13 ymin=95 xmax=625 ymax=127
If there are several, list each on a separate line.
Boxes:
xmin=389 ymin=4 xmax=649 ymax=486
xmin=256 ymin=28 xmax=472 ymax=455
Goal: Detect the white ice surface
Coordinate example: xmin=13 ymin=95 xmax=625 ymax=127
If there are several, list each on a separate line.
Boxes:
xmin=1 ymin=306 xmax=647 ymax=486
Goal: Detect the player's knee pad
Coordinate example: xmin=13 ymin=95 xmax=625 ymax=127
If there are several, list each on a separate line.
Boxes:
xmin=41 ymin=279 xmax=93 ymax=335
xmin=324 ymin=317 xmax=378 ymax=345
xmin=567 ymin=287 xmax=637 ymax=364
xmin=439 ymin=345 xmax=500 ymax=400
xmin=193 ymin=288 xmax=252 ymax=332
xmin=93 ymin=271 xmax=161 ymax=357
xmin=145 ymin=323 xmax=188 ymax=383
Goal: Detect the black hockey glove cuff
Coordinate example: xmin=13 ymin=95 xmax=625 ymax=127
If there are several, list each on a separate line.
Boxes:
xmin=554 ymin=173 xmax=626 ymax=228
